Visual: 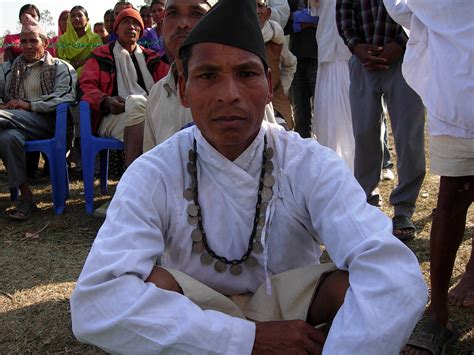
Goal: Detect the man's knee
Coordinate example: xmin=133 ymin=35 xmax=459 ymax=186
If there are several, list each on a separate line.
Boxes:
xmin=0 ymin=129 xmax=24 ymax=153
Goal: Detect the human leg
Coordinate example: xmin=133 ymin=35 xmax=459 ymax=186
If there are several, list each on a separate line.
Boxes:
xmin=348 ymin=56 xmax=384 ymax=205
xmin=448 ymin=240 xmax=474 ymax=307
xmin=292 ymin=58 xmax=317 ymax=138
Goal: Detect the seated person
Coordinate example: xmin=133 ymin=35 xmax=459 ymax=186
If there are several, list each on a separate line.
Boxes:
xmin=93 ymin=22 xmax=109 ymax=43
xmin=257 ymin=0 xmax=296 ymax=129
xmin=71 ymin=1 xmax=427 ymax=353
xmin=79 ymin=8 xmax=169 ymax=167
xmin=143 ymin=0 xmax=278 ymax=153
xmin=0 ymin=17 xmax=76 ymax=220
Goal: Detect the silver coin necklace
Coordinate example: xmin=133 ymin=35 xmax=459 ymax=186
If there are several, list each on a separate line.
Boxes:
xmin=184 ymin=135 xmax=275 ymax=276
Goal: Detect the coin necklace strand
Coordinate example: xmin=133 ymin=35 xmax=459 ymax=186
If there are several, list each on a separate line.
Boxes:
xmin=184 ymin=135 xmax=275 ymax=276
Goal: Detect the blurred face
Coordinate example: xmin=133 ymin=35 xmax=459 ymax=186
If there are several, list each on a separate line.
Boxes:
xmin=104 ymin=13 xmax=114 ymax=33
xmin=20 ymin=8 xmax=40 ymax=24
xmin=150 ymin=2 xmax=165 ymax=24
xmin=179 ymin=43 xmax=273 ymax=160
xmin=70 ymin=8 xmax=88 ymax=31
xmin=256 ymin=0 xmax=271 ymax=28
xmin=20 ymin=32 xmax=47 ymax=63
xmin=114 ymin=3 xmax=132 ymax=18
xmin=59 ymin=11 xmax=70 ymax=33
xmin=140 ymin=7 xmax=153 ymax=28
xmin=162 ymin=0 xmax=210 ymax=60
xmin=116 ymin=17 xmax=142 ymax=47
xmin=94 ymin=24 xmax=108 ymax=38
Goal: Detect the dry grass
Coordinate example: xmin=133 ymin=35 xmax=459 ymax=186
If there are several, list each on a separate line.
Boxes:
xmin=0 ymin=140 xmax=472 ymax=353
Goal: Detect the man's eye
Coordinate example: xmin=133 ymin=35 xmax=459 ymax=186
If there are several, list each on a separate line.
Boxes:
xmin=192 ymin=11 xmax=205 ymax=17
xmin=240 ymin=71 xmax=258 ymax=78
xmin=165 ymin=10 xmax=177 ymax=17
xmin=198 ymin=73 xmax=216 ymax=80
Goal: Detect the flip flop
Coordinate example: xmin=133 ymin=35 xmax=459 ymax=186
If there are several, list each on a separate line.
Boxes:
xmin=405 ymin=318 xmax=460 ymax=355
xmin=8 ymin=199 xmax=37 ymax=221
xmin=392 ymin=215 xmax=416 ymax=242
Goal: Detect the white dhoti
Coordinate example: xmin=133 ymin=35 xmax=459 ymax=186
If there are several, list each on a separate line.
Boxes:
xmin=98 ymin=95 xmax=147 ymax=141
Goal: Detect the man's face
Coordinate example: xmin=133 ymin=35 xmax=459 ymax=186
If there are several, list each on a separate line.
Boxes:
xmin=20 ymin=32 xmax=47 ymax=63
xmin=256 ymin=0 xmax=271 ymax=28
xmin=94 ymin=24 xmax=108 ymax=38
xmin=140 ymin=7 xmax=153 ymax=29
xmin=150 ymin=2 xmax=165 ymax=24
xmin=179 ymin=43 xmax=273 ymax=158
xmin=116 ymin=17 xmax=141 ymax=46
xmin=162 ymin=0 xmax=210 ymax=60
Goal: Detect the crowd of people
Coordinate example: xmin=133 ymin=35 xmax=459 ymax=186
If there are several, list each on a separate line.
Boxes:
xmin=0 ymin=0 xmax=472 ymax=354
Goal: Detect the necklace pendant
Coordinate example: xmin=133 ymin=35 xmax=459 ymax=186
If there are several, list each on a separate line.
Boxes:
xmin=191 ymin=229 xmax=203 ymax=242
xmin=261 ymin=187 xmax=272 ymax=202
xmin=263 ymin=174 xmax=275 ymax=188
xmin=187 ymin=204 xmax=199 ymax=217
xmin=188 ymin=215 xmax=199 ymax=225
xmin=214 ymin=261 xmax=227 ymax=273
xmin=264 ymin=160 xmax=274 ymax=173
xmin=192 ymin=241 xmax=205 ymax=253
xmin=245 ymin=256 xmax=257 ymax=268
xmin=187 ymin=162 xmax=196 ymax=174
xmin=258 ymin=217 xmax=266 ymax=227
xmin=253 ymin=242 xmax=263 ymax=254
xmin=264 ymin=147 xmax=274 ymax=159
xmin=200 ymin=253 xmax=213 ymax=265
xmin=188 ymin=149 xmax=196 ymax=161
xmin=254 ymin=229 xmax=262 ymax=242
xmin=183 ymin=188 xmax=195 ymax=201
xmin=230 ymin=264 xmax=243 ymax=276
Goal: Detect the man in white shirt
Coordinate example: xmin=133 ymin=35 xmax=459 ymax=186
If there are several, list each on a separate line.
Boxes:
xmin=71 ymin=0 xmax=427 ymax=353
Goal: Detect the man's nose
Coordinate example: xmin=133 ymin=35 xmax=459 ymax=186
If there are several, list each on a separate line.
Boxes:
xmin=216 ymin=76 xmax=241 ymax=104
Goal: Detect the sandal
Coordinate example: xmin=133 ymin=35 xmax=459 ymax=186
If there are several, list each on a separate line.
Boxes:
xmin=392 ymin=215 xmax=416 ymax=242
xmin=8 ymin=199 xmax=37 ymax=221
xmin=405 ymin=318 xmax=460 ymax=355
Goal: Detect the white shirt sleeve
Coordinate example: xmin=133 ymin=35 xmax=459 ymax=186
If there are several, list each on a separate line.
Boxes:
xmin=289 ymin=144 xmax=428 ymax=354
xmin=70 ymin=157 xmax=256 ymax=354
xmin=383 ymin=0 xmax=413 ymax=29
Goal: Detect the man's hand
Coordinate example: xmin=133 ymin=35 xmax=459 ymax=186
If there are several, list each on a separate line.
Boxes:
xmin=353 ymin=43 xmax=389 ymax=71
xmin=104 ymin=96 xmax=126 ymax=115
xmin=377 ymin=42 xmax=404 ymax=66
xmin=5 ymin=99 xmax=31 ymax=111
xmin=252 ymin=320 xmax=325 ymax=355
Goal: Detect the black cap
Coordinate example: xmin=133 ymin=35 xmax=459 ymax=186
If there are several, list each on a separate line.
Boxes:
xmin=179 ymin=0 xmax=267 ymax=67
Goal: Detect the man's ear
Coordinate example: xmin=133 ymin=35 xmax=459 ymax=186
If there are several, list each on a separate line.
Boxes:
xmin=266 ymin=68 xmax=273 ymax=104
xmin=178 ymin=73 xmax=190 ymax=108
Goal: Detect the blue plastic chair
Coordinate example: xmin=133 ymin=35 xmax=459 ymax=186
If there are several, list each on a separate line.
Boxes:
xmin=79 ymin=101 xmax=124 ymax=214
xmin=10 ymin=103 xmax=70 ymax=214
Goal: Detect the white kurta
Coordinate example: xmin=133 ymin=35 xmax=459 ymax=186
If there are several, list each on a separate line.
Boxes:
xmin=383 ymin=0 xmax=474 ymax=138
xmin=71 ymin=122 xmax=427 ymax=354
xmin=313 ymin=0 xmax=355 ymax=172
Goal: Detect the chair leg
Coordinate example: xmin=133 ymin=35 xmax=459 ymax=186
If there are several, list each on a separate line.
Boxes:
xmin=99 ymin=149 xmax=109 ymax=195
xmin=48 ymin=154 xmax=67 ymax=215
xmin=82 ymin=151 xmax=97 ymax=215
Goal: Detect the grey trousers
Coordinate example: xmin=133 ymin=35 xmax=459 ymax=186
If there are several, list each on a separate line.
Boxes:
xmin=348 ymin=56 xmax=426 ymax=218
xmin=0 ymin=109 xmax=55 ymax=188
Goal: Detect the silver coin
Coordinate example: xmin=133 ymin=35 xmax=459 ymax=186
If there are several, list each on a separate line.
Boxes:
xmin=264 ymin=160 xmax=274 ymax=173
xmin=253 ymin=242 xmax=263 ymax=254
xmin=264 ymin=147 xmax=274 ymax=159
xmin=230 ymin=264 xmax=243 ymax=276
xmin=254 ymin=229 xmax=262 ymax=241
xmin=261 ymin=187 xmax=273 ymax=201
xmin=263 ymin=175 xmax=275 ymax=188
xmin=214 ymin=261 xmax=227 ymax=273
xmin=188 ymin=149 xmax=196 ymax=161
xmin=258 ymin=217 xmax=266 ymax=227
xmin=192 ymin=241 xmax=204 ymax=253
xmin=191 ymin=229 xmax=203 ymax=242
xmin=187 ymin=204 xmax=199 ymax=217
xmin=187 ymin=162 xmax=196 ymax=174
xmin=183 ymin=188 xmax=194 ymax=201
xmin=200 ymin=253 xmax=213 ymax=265
xmin=189 ymin=176 xmax=197 ymax=189
xmin=245 ymin=256 xmax=257 ymax=267
xmin=260 ymin=202 xmax=268 ymax=214
xmin=188 ymin=215 xmax=199 ymax=225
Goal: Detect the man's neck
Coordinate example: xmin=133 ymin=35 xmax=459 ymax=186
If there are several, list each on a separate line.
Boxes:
xmin=118 ymin=40 xmax=137 ymax=53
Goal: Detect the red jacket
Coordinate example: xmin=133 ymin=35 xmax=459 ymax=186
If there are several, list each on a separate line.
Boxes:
xmin=79 ymin=41 xmax=169 ymax=134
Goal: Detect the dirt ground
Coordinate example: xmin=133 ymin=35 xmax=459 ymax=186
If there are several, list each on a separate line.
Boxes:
xmin=0 ymin=143 xmax=472 ymax=353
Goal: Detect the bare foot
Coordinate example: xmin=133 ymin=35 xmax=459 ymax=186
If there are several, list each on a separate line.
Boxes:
xmin=449 ymin=269 xmax=474 ymax=307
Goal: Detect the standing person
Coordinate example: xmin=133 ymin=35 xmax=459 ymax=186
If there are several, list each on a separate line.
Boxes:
xmin=384 ymin=1 xmax=474 ymax=353
xmin=103 ymin=9 xmax=114 ymax=43
xmin=139 ymin=0 xmax=166 ymax=56
xmin=57 ymin=6 xmax=102 ymax=78
xmin=257 ymin=0 xmax=296 ymax=129
xmin=0 ymin=16 xmax=76 ymax=220
xmin=49 ymin=10 xmax=70 ymax=57
xmin=312 ymin=0 xmax=354 ymax=172
xmin=285 ymin=0 xmax=318 ymax=138
xmin=336 ymin=0 xmax=426 ymax=241
xmin=3 ymin=4 xmax=41 ymax=63
xmin=70 ymin=1 xmax=427 ymax=353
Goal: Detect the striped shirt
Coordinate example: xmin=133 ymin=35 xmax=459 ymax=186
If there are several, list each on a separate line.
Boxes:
xmin=335 ymin=0 xmax=407 ymax=51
